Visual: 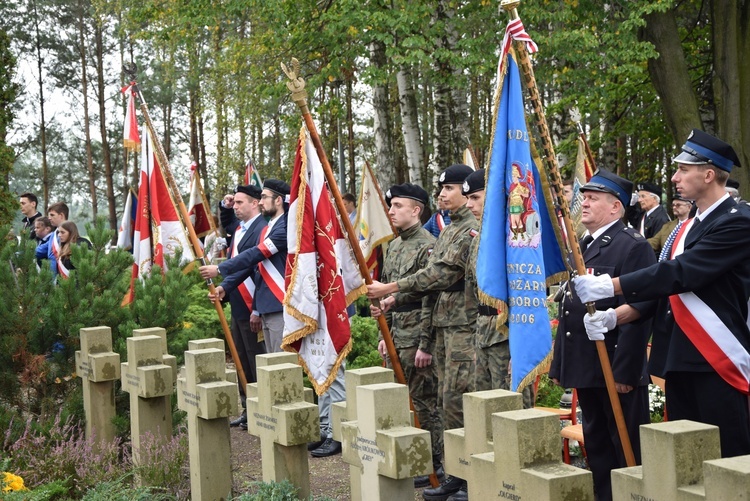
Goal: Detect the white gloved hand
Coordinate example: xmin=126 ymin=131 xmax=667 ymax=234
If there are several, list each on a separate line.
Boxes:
xmin=630 ymin=192 xmax=639 ymax=206
xmin=572 ymin=273 xmax=614 ymax=303
xmin=583 ymin=308 xmax=617 ymax=341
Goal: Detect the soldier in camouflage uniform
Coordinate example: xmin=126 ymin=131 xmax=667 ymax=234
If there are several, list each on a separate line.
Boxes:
xmin=368 ymin=164 xmax=478 ymax=501
xmin=371 ymin=183 xmax=444 ymax=488
xmin=463 ymin=170 xmax=534 ymax=410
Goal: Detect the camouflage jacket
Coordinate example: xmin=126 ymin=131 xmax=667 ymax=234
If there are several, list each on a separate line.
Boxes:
xmin=465 ymin=236 xmax=508 ymax=348
xmin=380 ymin=223 xmax=436 ymax=352
xmin=397 ymin=205 xmax=479 ymax=330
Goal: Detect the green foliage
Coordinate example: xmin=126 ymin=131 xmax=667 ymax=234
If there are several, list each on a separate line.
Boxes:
xmin=347 ymin=315 xmax=381 ymax=369
xmin=1 ymin=479 xmax=69 ymax=501
xmin=169 ymin=277 xmax=227 ymax=364
xmin=0 ymin=29 xmax=19 ymax=228
xmin=234 ymin=479 xmax=335 ymax=501
xmin=535 ymin=374 xmax=565 ymax=409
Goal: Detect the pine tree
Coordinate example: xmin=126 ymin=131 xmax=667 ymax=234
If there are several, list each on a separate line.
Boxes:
xmin=0 ymin=29 xmax=20 ymax=226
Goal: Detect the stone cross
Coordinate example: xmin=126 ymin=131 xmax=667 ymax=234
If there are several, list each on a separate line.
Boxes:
xmin=182 ymin=338 xmax=240 ymax=416
xmin=341 ymin=382 xmax=432 ymax=501
xmin=75 ymin=326 xmax=120 ymax=448
xmin=247 ymin=361 xmax=320 ymax=498
xmin=471 ymin=407 xmax=593 ymax=500
xmin=121 ymin=329 xmax=174 ymax=469
xmin=133 ymin=327 xmax=177 ymax=384
xmin=444 ymin=389 xmax=523 ymax=481
xmin=176 ymin=344 xmax=238 ymax=501
xmin=612 ymin=420 xmax=750 ymax=500
xmin=247 ymin=352 xmax=314 ymax=404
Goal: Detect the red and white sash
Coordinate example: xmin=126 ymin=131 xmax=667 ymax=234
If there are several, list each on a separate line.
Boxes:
xmin=257 ymin=223 xmax=285 ymax=303
xmin=669 ymin=218 xmax=750 ymax=394
xmin=230 ymin=223 xmax=245 ymax=257
xmin=436 ymin=213 xmax=445 ymax=233
xmin=50 ymin=231 xmax=70 ymax=279
xmin=231 ymin=222 xmax=255 ymax=310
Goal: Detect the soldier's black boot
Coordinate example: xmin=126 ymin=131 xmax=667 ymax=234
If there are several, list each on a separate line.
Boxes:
xmin=446 ymin=480 xmax=468 ymax=501
xmin=414 ymin=464 xmax=445 ymax=488
xmin=422 ymin=475 xmax=463 ymax=501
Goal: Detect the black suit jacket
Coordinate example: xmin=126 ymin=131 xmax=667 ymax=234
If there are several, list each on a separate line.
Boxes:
xmin=550 ymin=221 xmax=656 ymax=388
xmin=620 ymin=197 xmax=750 ymax=377
xmin=224 ymin=214 xmax=267 ymax=320
xmin=640 ymin=205 xmax=670 ymax=239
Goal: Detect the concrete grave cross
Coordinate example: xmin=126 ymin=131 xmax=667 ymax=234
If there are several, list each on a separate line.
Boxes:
xmin=471 ymin=408 xmax=594 ymax=501
xmin=341 ymin=382 xmax=432 ymax=501
xmin=247 ymin=362 xmax=320 ymax=498
xmin=612 ymin=420 xmax=750 ymax=500
xmin=183 ymin=338 xmax=240 ymax=416
xmin=133 ymin=327 xmax=177 ymax=385
xmin=443 ymin=389 xmax=523 ymax=481
xmin=246 ymin=352 xmax=314 ymax=404
xmin=177 ymin=346 xmax=238 ymax=501
xmin=75 ymin=326 xmax=120 ymax=446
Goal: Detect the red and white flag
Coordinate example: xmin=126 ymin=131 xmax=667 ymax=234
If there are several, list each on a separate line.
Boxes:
xmin=121 ymin=84 xmax=141 ymax=153
xmin=187 ymin=161 xmax=213 ymax=238
xmin=282 ymin=126 xmax=367 ymax=395
xmin=127 ymin=126 xmax=195 ymax=303
xmin=116 ymin=189 xmax=137 ymax=251
xmin=244 ymin=159 xmax=263 ymax=188
xmin=355 ymin=162 xmax=395 ymax=279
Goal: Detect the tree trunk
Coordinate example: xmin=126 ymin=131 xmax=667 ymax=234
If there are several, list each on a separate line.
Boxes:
xmin=396 ymin=65 xmax=423 ymax=186
xmin=78 ymin=0 xmax=97 ymax=218
xmin=94 ymin=22 xmax=116 ymax=232
xmin=31 ymin=0 xmax=49 ymax=209
xmin=639 ymin=8 xmax=702 ymax=147
xmin=346 ymin=78 xmax=356 ymax=191
xmin=369 ymin=40 xmax=395 ymax=189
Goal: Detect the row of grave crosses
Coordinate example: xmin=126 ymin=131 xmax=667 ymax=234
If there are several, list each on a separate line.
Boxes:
xmin=77 ymin=326 xmax=750 ymax=501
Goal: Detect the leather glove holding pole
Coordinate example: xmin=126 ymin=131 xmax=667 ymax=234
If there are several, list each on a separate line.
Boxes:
xmin=500 ymin=0 xmax=636 ymax=467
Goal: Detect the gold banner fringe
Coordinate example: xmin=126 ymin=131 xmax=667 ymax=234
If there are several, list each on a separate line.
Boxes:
xmin=517 ymin=350 xmax=554 ymax=394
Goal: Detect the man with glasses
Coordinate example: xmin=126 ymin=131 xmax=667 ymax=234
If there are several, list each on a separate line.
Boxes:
xmin=648 ymin=194 xmax=693 ymax=260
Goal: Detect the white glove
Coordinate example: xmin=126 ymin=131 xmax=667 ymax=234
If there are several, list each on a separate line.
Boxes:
xmin=583 ymin=308 xmax=617 ymax=341
xmin=630 ymin=192 xmax=639 ymax=206
xmin=572 ymin=273 xmax=614 ymax=303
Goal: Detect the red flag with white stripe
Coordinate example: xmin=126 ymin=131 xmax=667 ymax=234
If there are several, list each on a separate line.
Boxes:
xmin=188 ymin=161 xmax=213 ymax=238
xmin=282 ymin=126 xmax=367 ymax=395
xmin=121 ymin=83 xmax=141 ymax=153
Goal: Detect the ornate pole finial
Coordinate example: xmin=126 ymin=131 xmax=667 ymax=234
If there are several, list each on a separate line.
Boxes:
xmin=281 ymin=58 xmax=309 ymax=114
xmin=570 ymin=106 xmax=585 ymax=135
xmin=500 ymin=0 xmax=521 ymax=18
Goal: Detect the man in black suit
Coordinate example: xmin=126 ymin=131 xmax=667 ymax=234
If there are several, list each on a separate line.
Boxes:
xmin=576 ymin=129 xmax=750 ymax=459
xmin=550 ymin=169 xmax=655 ymax=501
xmin=209 ymin=184 xmax=268 ymax=429
xmin=635 ymin=181 xmax=670 ymax=238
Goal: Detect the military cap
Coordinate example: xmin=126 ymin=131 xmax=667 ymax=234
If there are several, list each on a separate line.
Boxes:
xmin=672 ymin=191 xmax=691 ymax=203
xmin=673 ymin=129 xmax=741 ymax=172
xmin=462 ymin=169 xmax=486 ymax=196
xmin=726 ymin=178 xmax=740 ymax=190
xmin=234 ymin=184 xmax=262 ymax=199
xmin=263 ymin=179 xmax=291 ymax=197
xmin=636 ymin=181 xmax=662 ymax=199
xmin=438 ymin=164 xmax=474 ymax=186
xmin=580 ymin=168 xmax=633 ymax=207
xmin=385 ymin=183 xmax=430 ymax=206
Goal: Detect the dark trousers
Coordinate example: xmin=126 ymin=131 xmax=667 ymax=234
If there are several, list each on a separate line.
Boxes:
xmin=231 ymin=315 xmax=267 ymax=405
xmin=577 ymin=386 xmax=650 ymax=501
xmin=666 ymin=370 xmax=750 ymax=458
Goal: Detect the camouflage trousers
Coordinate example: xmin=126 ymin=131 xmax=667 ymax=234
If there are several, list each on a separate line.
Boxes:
xmin=434 ymin=325 xmax=476 ymax=431
xmin=386 ymin=345 xmax=443 ymax=459
xmin=475 ymin=340 xmax=534 ymax=409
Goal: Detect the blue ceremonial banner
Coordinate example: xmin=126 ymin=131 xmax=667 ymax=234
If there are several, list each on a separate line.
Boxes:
xmin=477 ymin=48 xmax=567 ymax=392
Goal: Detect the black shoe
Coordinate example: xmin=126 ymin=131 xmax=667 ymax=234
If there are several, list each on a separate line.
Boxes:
xmin=239 ymin=421 xmax=248 ymax=431
xmin=422 ymin=476 xmax=463 ymax=501
xmin=310 ymin=437 xmax=342 ymax=457
xmin=307 ymin=433 xmax=327 ymax=451
xmin=415 ymin=465 xmax=445 ymax=488
xmin=230 ymin=411 xmax=247 ymax=427
xmin=446 ymin=483 xmax=468 ymax=501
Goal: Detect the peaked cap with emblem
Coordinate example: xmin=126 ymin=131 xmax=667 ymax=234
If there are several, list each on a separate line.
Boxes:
xmin=462 ymin=169 xmax=486 ymax=196
xmin=636 ymin=181 xmax=662 ymax=199
xmin=263 ymin=179 xmax=291 ymax=196
xmin=235 ymin=184 xmax=262 ymax=199
xmin=438 ymin=164 xmax=473 ymax=186
xmin=385 ymin=183 xmax=430 ymax=206
xmin=673 ymin=129 xmax=741 ymax=172
xmin=726 ymin=178 xmax=740 ymax=190
xmin=580 ymin=168 xmax=633 ymax=207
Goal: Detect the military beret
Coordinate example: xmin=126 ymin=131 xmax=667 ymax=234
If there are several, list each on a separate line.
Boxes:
xmin=726 ymin=178 xmax=740 ymax=190
xmin=462 ymin=169 xmax=486 ymax=196
xmin=263 ymin=179 xmax=291 ymax=197
xmin=385 ymin=183 xmax=430 ymax=206
xmin=636 ymin=181 xmax=662 ymax=199
xmin=234 ymin=184 xmax=262 ymax=200
xmin=580 ymin=168 xmax=633 ymax=207
xmin=438 ymin=164 xmax=474 ymax=186
xmin=673 ymin=129 xmax=741 ymax=172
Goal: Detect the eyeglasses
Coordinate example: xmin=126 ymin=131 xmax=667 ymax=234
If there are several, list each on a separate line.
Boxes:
xmin=260 ymin=194 xmax=277 ymax=200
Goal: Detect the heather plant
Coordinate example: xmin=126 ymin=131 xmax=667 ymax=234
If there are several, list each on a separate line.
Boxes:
xmin=132 ymin=428 xmax=190 ymax=499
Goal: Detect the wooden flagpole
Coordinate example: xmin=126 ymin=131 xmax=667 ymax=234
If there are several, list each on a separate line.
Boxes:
xmin=124 ymin=64 xmax=248 ymax=391
xmin=500 ymin=0 xmax=636 ymax=467
xmin=282 ymin=59 xmax=439 ymax=487
xmin=570 ymin=107 xmax=598 ymax=175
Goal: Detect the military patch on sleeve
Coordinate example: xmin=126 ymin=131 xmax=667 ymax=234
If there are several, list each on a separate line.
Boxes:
xmin=469 ymin=229 xmax=478 ymax=238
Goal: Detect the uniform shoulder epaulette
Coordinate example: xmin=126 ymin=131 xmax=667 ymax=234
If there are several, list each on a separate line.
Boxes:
xmin=623 ymin=227 xmax=644 ymax=239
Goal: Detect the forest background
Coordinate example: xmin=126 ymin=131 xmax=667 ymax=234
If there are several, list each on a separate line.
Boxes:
xmin=0 ymin=0 xmax=747 ymax=230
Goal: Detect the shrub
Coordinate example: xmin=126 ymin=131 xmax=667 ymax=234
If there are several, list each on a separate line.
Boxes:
xmin=347 ymin=315 xmax=381 ymax=369
xmin=234 ymin=479 xmax=335 ymax=501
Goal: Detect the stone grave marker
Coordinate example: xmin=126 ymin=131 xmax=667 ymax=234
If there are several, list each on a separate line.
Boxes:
xmin=246 ymin=352 xmax=314 ymax=404
xmin=133 ymin=327 xmax=177 ymax=385
xmin=75 ymin=326 xmax=120 ymax=447
xmin=341 ymin=382 xmax=431 ymax=501
xmin=471 ymin=408 xmax=593 ymax=500
xmin=121 ymin=331 xmax=174 ymax=468
xmin=247 ymin=361 xmax=320 ymax=498
xmin=182 ymin=338 xmax=240 ymax=416
xmin=612 ymin=419 xmax=750 ymax=500
xmin=443 ymin=389 xmax=523 ymax=481
xmin=176 ymin=345 xmax=238 ymax=501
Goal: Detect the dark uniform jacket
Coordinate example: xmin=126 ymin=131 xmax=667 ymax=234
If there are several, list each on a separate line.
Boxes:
xmin=620 ymin=197 xmax=750 ymax=377
xmin=550 ymin=220 xmax=655 ymax=388
xmin=220 ymin=211 xmax=266 ymax=321
xmin=22 ymin=212 xmax=42 ymax=240
xmin=639 ymin=205 xmax=670 ymax=239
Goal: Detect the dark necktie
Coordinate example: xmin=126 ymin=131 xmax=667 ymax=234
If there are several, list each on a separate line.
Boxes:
xmin=580 ymin=235 xmax=594 ymax=253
